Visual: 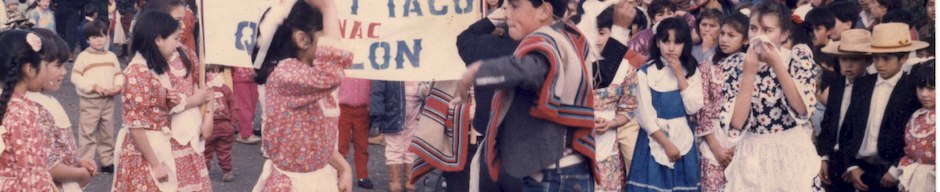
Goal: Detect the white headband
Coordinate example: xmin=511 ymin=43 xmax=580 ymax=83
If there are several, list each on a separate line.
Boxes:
xmin=253 ymin=0 xmax=298 ymax=69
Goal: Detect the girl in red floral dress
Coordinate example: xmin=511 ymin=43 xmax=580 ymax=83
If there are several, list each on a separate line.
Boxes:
xmin=0 ymin=30 xmax=57 ymax=191
xmin=112 ymin=11 xmax=211 ymax=192
xmin=27 ymin=28 xmax=98 ymax=192
xmin=251 ymin=0 xmax=353 ymax=191
xmin=898 ymin=61 xmax=935 ymax=192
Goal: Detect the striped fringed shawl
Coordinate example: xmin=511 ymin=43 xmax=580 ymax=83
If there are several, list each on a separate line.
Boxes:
xmin=482 ymin=22 xmax=599 ymax=183
xmin=407 ymin=80 xmax=473 ymax=185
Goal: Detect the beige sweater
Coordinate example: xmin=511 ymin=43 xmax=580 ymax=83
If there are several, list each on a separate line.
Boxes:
xmin=71 ymin=49 xmax=124 ymax=98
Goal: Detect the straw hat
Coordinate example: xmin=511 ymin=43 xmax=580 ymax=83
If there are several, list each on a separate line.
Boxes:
xmin=821 ymin=29 xmax=871 ymax=56
xmin=852 ymin=22 xmax=929 ymax=53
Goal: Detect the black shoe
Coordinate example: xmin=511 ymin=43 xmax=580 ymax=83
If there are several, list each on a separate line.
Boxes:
xmin=101 ymin=165 xmax=114 ymax=174
xmin=357 ymin=178 xmax=374 ymax=189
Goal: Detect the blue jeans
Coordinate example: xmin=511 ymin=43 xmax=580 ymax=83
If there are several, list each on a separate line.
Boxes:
xmin=522 ymin=161 xmax=594 ymax=192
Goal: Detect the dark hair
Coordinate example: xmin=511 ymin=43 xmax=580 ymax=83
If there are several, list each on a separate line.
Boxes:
xmin=141 ymin=0 xmax=194 ymax=77
xmin=912 ymin=59 xmax=935 ymax=88
xmin=0 ymin=30 xmax=43 ymax=124
xmin=649 ymin=0 xmax=678 ymax=20
xmin=697 ymin=9 xmax=723 ymax=27
xmin=530 ymin=0 xmax=567 ymax=18
xmin=805 ymin=6 xmax=835 ymax=30
xmin=826 ymin=1 xmax=860 ymax=24
xmin=633 ymin=7 xmax=649 ymax=30
xmin=875 ymin=0 xmax=903 ymax=11
xmin=883 ymin=10 xmax=914 ymax=27
xmin=83 ymin=3 xmax=99 ymax=17
xmin=82 ymin=20 xmax=109 ymax=39
xmin=253 ymin=1 xmax=324 ymax=84
xmin=750 ymin=1 xmax=794 ymax=39
xmin=31 ymin=28 xmax=69 ymax=63
xmin=142 ymin=0 xmax=187 ymax=13
xmin=596 ymin=7 xmax=614 ymax=29
xmin=789 ymin=20 xmax=814 ymax=47
xmin=649 ymin=17 xmax=698 ymax=78
xmin=712 ymin=12 xmax=749 ymax=64
xmin=131 ymin=11 xmax=180 ymax=75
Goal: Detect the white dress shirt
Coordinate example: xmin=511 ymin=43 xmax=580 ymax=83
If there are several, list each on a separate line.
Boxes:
xmin=846 ymin=73 xmax=902 ymax=173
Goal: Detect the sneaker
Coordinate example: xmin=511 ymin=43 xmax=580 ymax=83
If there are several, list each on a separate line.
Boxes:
xmin=237 ymin=135 xmax=261 ymax=144
xmin=222 ymin=172 xmax=235 ymax=182
xmin=357 ymin=178 xmax=374 ymax=189
xmin=100 ymin=165 xmax=114 ymax=174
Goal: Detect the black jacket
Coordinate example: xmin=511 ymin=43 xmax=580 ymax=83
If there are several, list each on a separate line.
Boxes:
xmin=838 ymin=73 xmax=921 ymax=172
xmin=816 ymin=76 xmax=847 ymax=156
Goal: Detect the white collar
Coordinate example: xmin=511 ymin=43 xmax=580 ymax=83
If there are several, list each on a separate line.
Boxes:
xmin=876 ymin=71 xmax=903 ymax=87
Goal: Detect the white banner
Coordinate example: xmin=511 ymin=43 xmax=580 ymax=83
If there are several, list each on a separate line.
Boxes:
xmin=200 ymin=0 xmax=480 ymax=80
xmin=198 ymin=0 xmax=269 ymax=68
xmin=335 ymin=0 xmax=480 ymax=81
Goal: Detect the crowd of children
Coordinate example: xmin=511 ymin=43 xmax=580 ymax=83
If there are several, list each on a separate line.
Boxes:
xmin=0 ymin=0 xmax=934 ymax=191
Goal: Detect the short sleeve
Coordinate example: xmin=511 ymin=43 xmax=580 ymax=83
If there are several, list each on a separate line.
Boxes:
xmin=786 ymin=45 xmax=820 ymax=121
xmin=121 ymin=65 xmax=167 ymax=130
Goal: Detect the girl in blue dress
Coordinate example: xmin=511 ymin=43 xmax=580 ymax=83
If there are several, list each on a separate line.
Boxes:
xmin=626 ymin=17 xmax=704 ymax=192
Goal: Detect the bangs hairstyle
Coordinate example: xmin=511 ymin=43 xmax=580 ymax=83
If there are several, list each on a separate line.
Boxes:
xmin=912 ymin=59 xmax=935 ymax=89
xmin=252 ymin=0 xmax=323 ymax=84
xmin=697 ymin=8 xmax=723 ymax=27
xmin=597 ymin=7 xmax=614 ymax=29
xmin=0 ymin=30 xmax=43 ymax=124
xmin=712 ymin=12 xmax=749 ymax=64
xmin=805 ymin=6 xmax=835 ymax=29
xmin=750 ymin=1 xmax=793 ymax=35
xmin=82 ymin=20 xmax=109 ymax=38
xmin=31 ymin=28 xmax=70 ymax=63
xmin=649 ymin=0 xmax=678 ymax=18
xmin=649 ymin=17 xmax=698 ymax=77
xmin=131 ymin=11 xmax=180 ymax=75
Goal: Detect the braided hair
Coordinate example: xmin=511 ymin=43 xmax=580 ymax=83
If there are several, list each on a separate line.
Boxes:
xmin=0 ymin=30 xmax=43 ymax=125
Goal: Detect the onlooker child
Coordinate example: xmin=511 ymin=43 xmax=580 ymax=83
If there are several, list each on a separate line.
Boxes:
xmin=232 ymin=67 xmax=261 ymax=144
xmin=817 ymin=29 xmax=874 ymax=192
xmin=897 ymin=60 xmax=935 ymax=192
xmin=839 ymin=22 xmax=926 ymax=192
xmin=78 ymin=4 xmax=98 ymax=51
xmin=627 ymin=17 xmax=703 ymax=191
xmin=697 ymin=12 xmax=748 ymax=192
xmin=203 ymin=66 xmax=238 ymax=182
xmin=337 ymin=77 xmax=374 ymax=189
xmin=722 ymin=2 xmax=822 ymax=190
xmin=26 ymin=0 xmax=53 ymax=32
xmin=70 ymin=19 xmax=123 ymax=174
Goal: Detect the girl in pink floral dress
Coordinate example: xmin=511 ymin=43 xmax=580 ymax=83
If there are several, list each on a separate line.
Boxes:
xmin=0 ymin=30 xmax=56 ymax=191
xmin=898 ymin=62 xmax=935 ymax=192
xmin=251 ymin=0 xmax=353 ymax=191
xmin=112 ymin=12 xmax=211 ymax=192
xmin=694 ymin=12 xmax=747 ymax=192
xmin=27 ymin=28 xmax=98 ymax=192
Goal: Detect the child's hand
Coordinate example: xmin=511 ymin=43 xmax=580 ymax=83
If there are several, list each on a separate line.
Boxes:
xmin=306 ymin=0 xmax=335 ymax=11
xmin=200 ymin=115 xmax=213 ymax=141
xmin=151 ymin=164 xmax=170 ymax=183
xmin=79 ymin=159 xmax=98 ymax=177
xmin=666 ymin=56 xmax=684 ymax=76
xmin=711 ymin=145 xmax=732 ymax=167
xmin=663 ymin=141 xmax=681 ymax=162
xmin=880 ymin=172 xmax=899 ymax=187
xmin=337 ymin=165 xmax=353 ymax=192
xmin=756 ymin=41 xmax=783 ymax=69
xmin=191 ymin=88 xmax=212 ymax=106
xmin=450 ymin=62 xmax=481 ymax=107
xmin=109 ymin=87 xmax=123 ymax=96
xmin=594 ymin=118 xmax=612 ymax=134
xmin=167 ymin=89 xmax=181 ymax=107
